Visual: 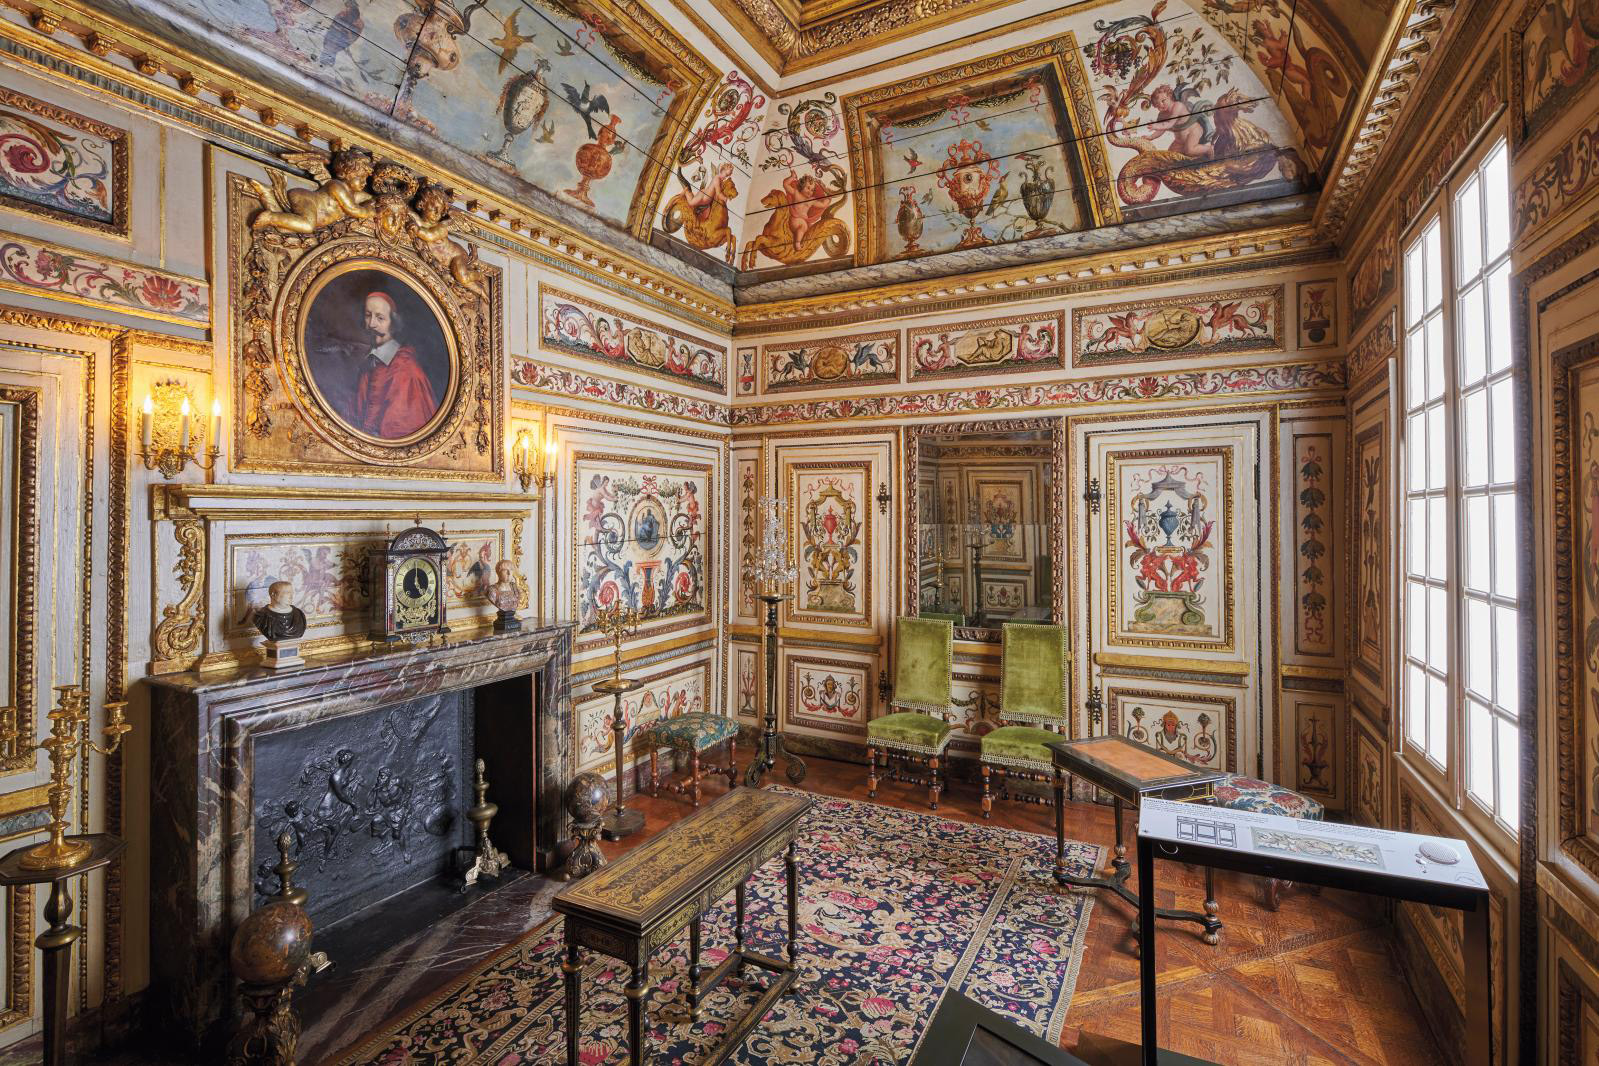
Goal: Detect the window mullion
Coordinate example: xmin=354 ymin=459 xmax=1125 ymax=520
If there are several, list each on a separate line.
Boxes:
xmin=1440 ymin=203 xmax=1465 ymax=811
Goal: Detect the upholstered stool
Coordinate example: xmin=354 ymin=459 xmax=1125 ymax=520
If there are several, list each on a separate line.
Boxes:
xmin=1212 ymin=774 xmax=1325 ymax=910
xmin=643 ymin=713 xmax=739 ymax=809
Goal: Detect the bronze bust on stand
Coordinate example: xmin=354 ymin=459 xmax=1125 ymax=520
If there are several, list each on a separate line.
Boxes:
xmin=593 ymin=603 xmax=644 ymax=840
xmin=0 ymin=685 xmax=132 ymax=1066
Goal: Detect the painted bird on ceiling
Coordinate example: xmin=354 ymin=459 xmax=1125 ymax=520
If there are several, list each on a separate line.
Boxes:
xmin=562 ymin=81 xmax=612 ymax=139
xmin=984 ymin=173 xmax=1009 ymax=216
xmin=903 ymin=148 xmax=922 ymax=171
xmin=555 ymin=37 xmax=575 ymax=57
xmin=319 ymin=0 xmax=362 ymax=64
xmin=490 ymin=10 xmax=534 ymax=73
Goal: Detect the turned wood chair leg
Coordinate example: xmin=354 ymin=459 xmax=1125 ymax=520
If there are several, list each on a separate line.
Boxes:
xmin=725 ymin=737 xmax=738 ymax=791
xmin=867 ymin=745 xmax=878 ymax=798
xmin=1264 ymin=877 xmax=1282 ymax=912
xmin=649 ymin=748 xmax=659 ymax=797
xmin=689 ymin=748 xmax=702 ymax=808
xmin=929 ymin=754 xmax=942 ymax=811
xmin=980 ymin=763 xmax=992 ymax=819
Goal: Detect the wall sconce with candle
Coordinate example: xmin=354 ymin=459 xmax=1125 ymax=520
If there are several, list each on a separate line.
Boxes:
xmin=511 ymin=424 xmax=557 ymax=495
xmin=139 ymin=381 xmax=220 ymax=479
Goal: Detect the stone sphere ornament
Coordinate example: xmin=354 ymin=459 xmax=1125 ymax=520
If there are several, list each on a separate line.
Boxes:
xmin=229 ymin=899 xmax=312 ymax=987
xmin=565 ymin=771 xmax=610 ymax=825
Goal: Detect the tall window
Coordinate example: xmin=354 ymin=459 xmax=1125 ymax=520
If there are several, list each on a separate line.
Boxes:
xmin=1400 ymin=137 xmax=1520 ymax=837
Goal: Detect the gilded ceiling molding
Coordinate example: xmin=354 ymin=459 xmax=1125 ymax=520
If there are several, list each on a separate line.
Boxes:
xmin=1314 ymin=0 xmax=1463 ymax=243
xmin=733 ymin=225 xmax=1329 ymax=334
xmin=0 ymin=1 xmax=735 ymax=328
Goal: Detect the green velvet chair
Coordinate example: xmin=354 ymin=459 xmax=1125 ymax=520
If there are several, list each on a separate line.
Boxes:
xmin=980 ymin=623 xmax=1069 ymax=819
xmin=868 ymin=616 xmax=956 ymax=809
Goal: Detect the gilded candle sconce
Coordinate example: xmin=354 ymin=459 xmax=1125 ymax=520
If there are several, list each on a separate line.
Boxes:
xmin=512 ymin=422 xmax=557 ymax=495
xmin=139 ymin=380 xmax=220 ymax=479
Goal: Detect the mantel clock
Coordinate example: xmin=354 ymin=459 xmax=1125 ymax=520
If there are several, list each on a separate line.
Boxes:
xmin=370 ymin=525 xmax=450 ymax=643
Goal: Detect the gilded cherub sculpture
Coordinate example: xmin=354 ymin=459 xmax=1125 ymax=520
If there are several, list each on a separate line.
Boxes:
xmin=248 ymin=147 xmax=376 ymax=234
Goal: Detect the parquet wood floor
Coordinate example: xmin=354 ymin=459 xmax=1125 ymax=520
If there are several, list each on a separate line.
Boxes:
xmin=625 ymin=754 xmax=1447 ymax=1066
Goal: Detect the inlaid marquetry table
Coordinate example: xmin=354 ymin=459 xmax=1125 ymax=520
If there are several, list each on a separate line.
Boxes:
xmin=1048 ymin=735 xmax=1224 ymax=948
xmin=552 ymin=787 xmax=812 ymax=1066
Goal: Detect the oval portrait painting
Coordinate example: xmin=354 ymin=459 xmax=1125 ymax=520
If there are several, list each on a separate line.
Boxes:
xmin=298 ymin=263 xmax=456 ymax=443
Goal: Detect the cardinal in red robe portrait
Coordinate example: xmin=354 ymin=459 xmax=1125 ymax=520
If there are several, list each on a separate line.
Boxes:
xmin=352 ymin=291 xmax=439 ymax=438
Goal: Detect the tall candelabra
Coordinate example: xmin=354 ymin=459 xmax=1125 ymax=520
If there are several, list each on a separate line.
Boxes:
xmin=962 ymin=500 xmax=994 ymax=630
xmin=1 ymin=684 xmax=131 ymax=870
xmin=744 ymin=496 xmax=806 ymax=786
xmin=593 ymin=602 xmax=645 ymax=839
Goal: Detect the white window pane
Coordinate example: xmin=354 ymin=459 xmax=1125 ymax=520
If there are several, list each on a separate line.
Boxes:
xmin=1428 ymin=674 xmax=1449 ymax=760
xmin=1457 ymin=176 xmax=1482 ymax=278
xmin=1484 ymin=142 xmax=1510 ymax=258
xmin=1466 ymin=597 xmax=1492 ymax=696
xmin=1496 ymin=715 xmax=1519 ymax=829
xmin=1464 ymin=495 xmax=1491 ymax=592
xmin=1425 ymin=225 xmax=1443 ymax=308
xmin=1406 ymin=243 xmax=1426 ymax=325
xmin=1406 ymin=331 xmax=1427 ymax=405
xmin=1428 ymin=406 xmax=1447 ymax=489
xmin=1406 ymin=663 xmax=1427 ymax=746
xmin=1493 ymin=492 xmax=1518 ymax=597
xmin=1489 ymin=263 xmax=1512 ymax=373
xmin=1495 ymin=605 xmax=1520 ymax=715
xmin=1408 ymin=498 xmax=1428 ymax=574
xmin=1408 ymin=580 xmax=1428 ymax=656
xmin=1429 ymin=584 xmax=1449 ymax=665
xmin=1462 ymin=387 xmax=1489 ymax=486
xmin=1467 ymin=698 xmax=1493 ymax=805
xmin=1429 ymin=496 xmax=1448 ymax=579
xmin=1426 ymin=316 xmax=1446 ymax=401
xmin=1491 ymin=378 xmax=1516 ymax=483
xmin=1408 ymin=412 xmax=1427 ymax=491
xmin=1459 ymin=282 xmax=1486 ymax=385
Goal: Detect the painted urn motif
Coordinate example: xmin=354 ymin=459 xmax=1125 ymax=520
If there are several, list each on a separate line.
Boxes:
xmin=937 ymin=139 xmax=999 ymax=250
xmin=565 ymin=115 xmax=622 ymax=208
xmin=1019 ymin=156 xmax=1057 ymax=238
xmin=895 ymin=184 xmax=924 ymax=256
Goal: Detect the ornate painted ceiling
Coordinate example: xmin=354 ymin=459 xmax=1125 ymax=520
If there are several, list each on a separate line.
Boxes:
xmin=118 ymin=0 xmax=1396 ymax=301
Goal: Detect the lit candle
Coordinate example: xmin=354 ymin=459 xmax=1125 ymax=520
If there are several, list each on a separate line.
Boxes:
xmin=545 ymin=436 xmax=557 ymax=478
xmin=210 ymin=398 xmax=222 ymax=452
xmin=140 ymin=395 xmax=153 ymax=453
xmin=179 ymin=396 xmax=191 ymax=453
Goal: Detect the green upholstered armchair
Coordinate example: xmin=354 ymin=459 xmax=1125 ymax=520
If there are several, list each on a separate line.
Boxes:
xmin=867 ymin=616 xmax=956 ymax=809
xmin=979 ymin=623 xmax=1069 ymax=819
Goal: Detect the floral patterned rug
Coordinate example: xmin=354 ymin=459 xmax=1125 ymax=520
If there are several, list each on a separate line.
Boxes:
xmin=334 ymin=789 xmax=1101 ymax=1065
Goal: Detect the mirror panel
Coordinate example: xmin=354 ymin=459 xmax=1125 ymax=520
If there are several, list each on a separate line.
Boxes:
xmin=907 ymin=418 xmax=1064 ymax=642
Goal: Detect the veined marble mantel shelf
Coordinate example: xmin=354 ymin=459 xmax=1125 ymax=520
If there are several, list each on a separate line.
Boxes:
xmin=147 ymin=623 xmax=574 ymax=1053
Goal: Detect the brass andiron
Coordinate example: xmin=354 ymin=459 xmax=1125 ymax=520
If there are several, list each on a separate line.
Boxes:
xmin=593 ymin=602 xmax=644 ymax=840
xmin=458 ymin=758 xmax=509 ymax=890
xmin=0 ymin=685 xmax=132 ymax=871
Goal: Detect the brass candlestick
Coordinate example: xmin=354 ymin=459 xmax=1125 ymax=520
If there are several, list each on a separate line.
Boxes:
xmin=744 ymin=496 xmax=806 ymax=787
xmin=594 ymin=603 xmax=644 ymax=840
xmin=0 ymin=685 xmax=132 ymax=871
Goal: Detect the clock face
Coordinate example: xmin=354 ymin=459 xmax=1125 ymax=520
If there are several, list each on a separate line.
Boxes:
xmin=393 ymin=557 xmax=440 ymax=630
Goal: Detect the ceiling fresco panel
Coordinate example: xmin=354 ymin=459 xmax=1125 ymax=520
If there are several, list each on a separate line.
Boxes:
xmin=841 ymin=33 xmax=1114 ymax=266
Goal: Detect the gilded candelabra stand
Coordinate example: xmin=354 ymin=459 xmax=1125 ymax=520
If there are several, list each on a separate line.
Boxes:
xmin=458 ymin=758 xmax=510 ymax=889
xmin=1 ymin=684 xmax=131 ymax=871
xmin=594 ymin=602 xmax=645 ymax=840
xmin=0 ymin=684 xmax=131 ymax=1066
xmin=745 ymin=496 xmax=806 ymax=787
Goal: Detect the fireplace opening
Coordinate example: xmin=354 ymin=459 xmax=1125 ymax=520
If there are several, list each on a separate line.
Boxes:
xmin=248 ymin=671 xmax=541 ymax=934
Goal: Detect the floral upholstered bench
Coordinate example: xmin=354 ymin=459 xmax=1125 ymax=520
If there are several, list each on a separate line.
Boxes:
xmin=642 ymin=713 xmax=739 ymax=809
xmin=1212 ymin=773 xmax=1325 ymax=910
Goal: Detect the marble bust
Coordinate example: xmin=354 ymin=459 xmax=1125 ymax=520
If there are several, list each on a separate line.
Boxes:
xmin=253 ymin=580 xmax=308 ymax=642
xmin=486 ymin=560 xmax=522 ymax=633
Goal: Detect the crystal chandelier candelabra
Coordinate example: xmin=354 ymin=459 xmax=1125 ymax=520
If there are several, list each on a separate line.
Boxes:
xmin=744 ymin=496 xmax=806 ymax=786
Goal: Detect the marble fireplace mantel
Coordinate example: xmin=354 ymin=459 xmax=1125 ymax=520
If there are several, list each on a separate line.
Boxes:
xmin=147 ymin=623 xmax=573 ymax=1051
